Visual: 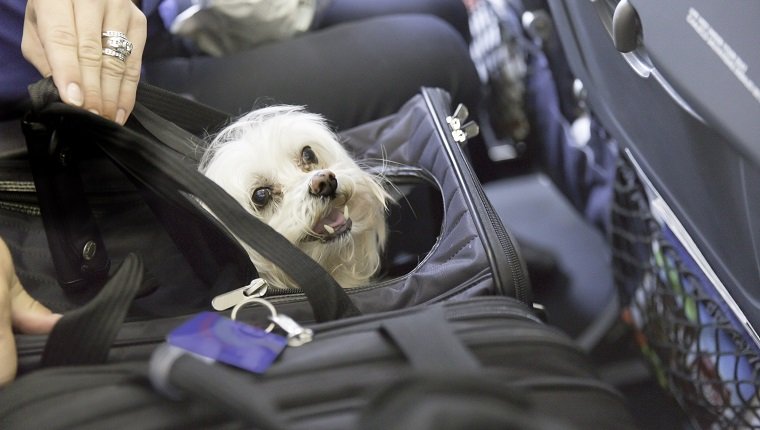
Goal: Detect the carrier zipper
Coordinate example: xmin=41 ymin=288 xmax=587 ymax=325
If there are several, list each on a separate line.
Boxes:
xmin=0 ymin=201 xmax=40 ymax=216
xmin=0 ymin=177 xmax=143 ymax=216
xmin=304 ymin=296 xmax=541 ymax=334
xmin=421 ymin=88 xmax=530 ymax=303
xmin=0 ymin=180 xmax=40 ymax=215
xmin=0 ymin=180 xmax=35 ymax=193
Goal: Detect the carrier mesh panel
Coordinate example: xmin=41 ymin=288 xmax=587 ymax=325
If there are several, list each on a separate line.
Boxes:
xmin=611 ymin=156 xmax=760 ymax=429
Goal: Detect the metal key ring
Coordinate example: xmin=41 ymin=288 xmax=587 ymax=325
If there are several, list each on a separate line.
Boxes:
xmin=230 ymin=296 xmax=277 ymax=332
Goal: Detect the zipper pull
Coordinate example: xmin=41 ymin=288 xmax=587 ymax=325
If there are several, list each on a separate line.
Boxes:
xmin=452 ymin=121 xmax=480 ymax=143
xmin=446 ymin=103 xmax=468 ymax=130
xmin=446 ymin=103 xmax=479 ymax=143
xmin=211 ymin=278 xmax=269 ymax=311
xmin=269 ymin=313 xmax=314 ymax=347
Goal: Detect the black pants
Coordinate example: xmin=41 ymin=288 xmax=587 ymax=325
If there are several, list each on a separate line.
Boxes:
xmin=314 ymin=0 xmax=471 ymax=44
xmin=142 ymin=0 xmax=479 ymax=130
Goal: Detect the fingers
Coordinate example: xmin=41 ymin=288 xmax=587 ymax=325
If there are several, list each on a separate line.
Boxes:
xmin=100 ymin=0 xmax=132 ymax=122
xmin=9 ymin=273 xmax=61 ymax=335
xmin=1 ymin=241 xmax=58 ymax=332
xmin=98 ymin=0 xmax=146 ymax=124
xmin=0 ymin=240 xmax=59 ymax=334
xmin=21 ymin=4 xmax=51 ymax=78
xmin=0 ymin=239 xmax=60 ymax=386
xmin=0 ymin=242 xmax=16 ymax=386
xmin=22 ymin=0 xmax=146 ymax=124
xmin=75 ymin=0 xmax=107 ymax=116
xmin=29 ymin=0 xmax=84 ymax=107
xmin=117 ymin=7 xmax=147 ymax=125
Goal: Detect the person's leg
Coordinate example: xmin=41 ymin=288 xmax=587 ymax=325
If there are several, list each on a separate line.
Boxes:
xmin=314 ymin=0 xmax=471 ymax=44
xmin=142 ymin=15 xmax=480 ymax=130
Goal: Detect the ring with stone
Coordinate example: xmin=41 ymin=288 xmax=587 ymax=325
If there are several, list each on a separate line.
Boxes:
xmin=101 ymin=31 xmax=133 ymax=58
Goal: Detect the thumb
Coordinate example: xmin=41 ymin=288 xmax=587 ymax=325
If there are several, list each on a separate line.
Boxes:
xmin=9 ymin=272 xmax=61 ymax=334
xmin=0 ymin=282 xmax=61 ymax=386
xmin=12 ymin=309 xmax=62 ymax=335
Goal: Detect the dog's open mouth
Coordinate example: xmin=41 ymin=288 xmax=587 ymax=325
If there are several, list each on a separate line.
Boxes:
xmin=309 ymin=205 xmax=353 ymax=243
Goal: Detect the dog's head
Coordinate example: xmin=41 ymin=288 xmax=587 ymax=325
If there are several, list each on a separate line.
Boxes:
xmin=200 ymin=106 xmax=390 ymax=289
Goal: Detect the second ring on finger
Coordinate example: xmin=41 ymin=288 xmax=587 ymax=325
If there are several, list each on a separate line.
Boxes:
xmin=101 ymin=31 xmax=133 ymax=60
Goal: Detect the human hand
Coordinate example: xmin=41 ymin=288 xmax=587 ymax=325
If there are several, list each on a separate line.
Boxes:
xmin=0 ymin=238 xmax=61 ymax=386
xmin=21 ymin=0 xmax=147 ymax=125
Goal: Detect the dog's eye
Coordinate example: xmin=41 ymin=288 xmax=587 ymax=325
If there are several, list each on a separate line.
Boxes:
xmin=251 ymin=187 xmax=272 ymax=208
xmin=301 ymin=146 xmax=318 ymax=166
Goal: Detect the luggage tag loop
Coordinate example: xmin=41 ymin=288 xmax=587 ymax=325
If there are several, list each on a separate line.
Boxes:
xmin=229 ymin=296 xmax=314 ymax=347
xmin=230 ymin=296 xmax=277 ymax=333
xmin=269 ymin=313 xmax=314 ymax=347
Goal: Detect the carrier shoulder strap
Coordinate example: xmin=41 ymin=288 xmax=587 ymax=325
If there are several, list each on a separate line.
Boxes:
xmin=41 ymin=254 xmax=144 ymax=366
xmin=131 ymin=83 xmax=232 ymax=162
xmin=135 ymin=83 xmax=229 ymax=136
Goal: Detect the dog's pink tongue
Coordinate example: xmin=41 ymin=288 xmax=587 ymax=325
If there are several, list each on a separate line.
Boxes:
xmin=324 ymin=207 xmax=346 ymax=226
xmin=314 ymin=207 xmax=346 ymax=233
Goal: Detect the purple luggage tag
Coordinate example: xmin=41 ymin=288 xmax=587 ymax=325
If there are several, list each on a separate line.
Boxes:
xmin=167 ymin=311 xmax=288 ymax=374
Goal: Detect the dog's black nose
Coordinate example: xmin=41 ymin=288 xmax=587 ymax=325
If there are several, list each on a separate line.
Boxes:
xmin=309 ymin=170 xmax=337 ymax=197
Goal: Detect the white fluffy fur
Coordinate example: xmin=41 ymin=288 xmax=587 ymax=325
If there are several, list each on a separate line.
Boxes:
xmin=199 ymin=105 xmax=389 ymax=290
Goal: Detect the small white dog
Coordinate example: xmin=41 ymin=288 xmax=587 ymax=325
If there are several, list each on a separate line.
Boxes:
xmin=199 ymin=105 xmax=390 ymax=290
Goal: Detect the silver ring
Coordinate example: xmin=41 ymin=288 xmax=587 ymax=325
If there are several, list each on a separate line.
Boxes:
xmin=103 ymin=36 xmax=133 ymax=55
xmin=101 ymin=31 xmax=133 ymax=58
xmin=102 ymin=30 xmax=127 ymax=38
xmin=102 ymin=47 xmax=127 ymax=62
xmin=230 ymin=296 xmax=277 ymax=333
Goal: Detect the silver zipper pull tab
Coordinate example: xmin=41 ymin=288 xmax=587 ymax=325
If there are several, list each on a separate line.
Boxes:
xmin=446 ymin=104 xmax=479 ymax=143
xmin=460 ymin=120 xmax=480 ymax=140
xmin=211 ymin=278 xmax=269 ymax=311
xmin=446 ymin=103 xmax=469 ymax=130
xmin=269 ymin=313 xmax=314 ymax=347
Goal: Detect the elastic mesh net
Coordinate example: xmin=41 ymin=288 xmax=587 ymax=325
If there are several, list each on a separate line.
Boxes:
xmin=612 ymin=157 xmax=760 ymax=429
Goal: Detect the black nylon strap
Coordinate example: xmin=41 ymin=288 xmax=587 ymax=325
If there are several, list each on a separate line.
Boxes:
xmin=135 ymin=83 xmax=229 ymax=136
xmin=41 ymin=254 xmax=144 ymax=366
xmin=131 ymin=103 xmax=205 ymax=162
xmin=28 ymin=78 xmax=360 ymax=322
xmin=381 ymin=306 xmax=481 ymax=371
xmin=165 ymin=349 xmax=289 ymax=430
